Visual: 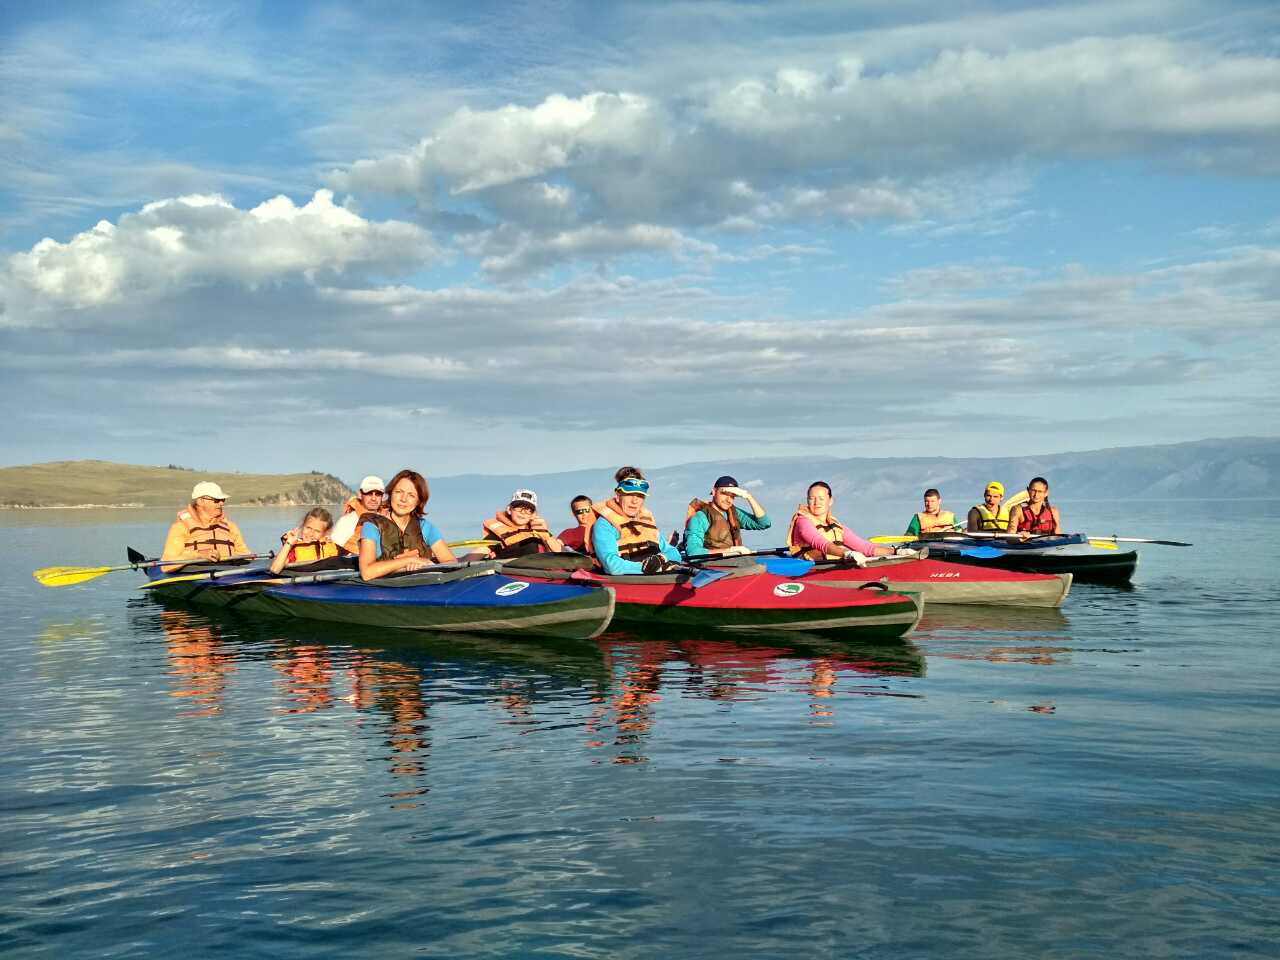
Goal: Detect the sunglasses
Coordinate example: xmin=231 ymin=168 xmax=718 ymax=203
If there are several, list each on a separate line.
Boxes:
xmin=361 ymin=490 xmax=385 ymax=496
xmin=574 ymin=507 xmax=592 ymax=515
xmin=199 ymin=497 xmax=226 ymax=504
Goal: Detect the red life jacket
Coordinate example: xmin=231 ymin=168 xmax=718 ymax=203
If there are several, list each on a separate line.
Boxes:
xmin=1015 ymin=501 xmax=1057 ymax=534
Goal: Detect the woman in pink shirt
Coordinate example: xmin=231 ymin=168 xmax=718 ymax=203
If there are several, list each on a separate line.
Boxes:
xmin=786 ymin=481 xmax=896 ymax=563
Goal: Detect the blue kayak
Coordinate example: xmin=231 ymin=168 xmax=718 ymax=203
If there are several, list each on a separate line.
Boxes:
xmin=904 ymin=533 xmax=1138 ymax=585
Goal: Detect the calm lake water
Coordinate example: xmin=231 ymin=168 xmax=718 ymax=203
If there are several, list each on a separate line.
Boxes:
xmin=3 ymin=501 xmax=1277 ymax=958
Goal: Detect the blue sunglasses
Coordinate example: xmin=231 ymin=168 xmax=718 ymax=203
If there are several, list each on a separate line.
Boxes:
xmin=616 ymin=477 xmax=650 ymax=495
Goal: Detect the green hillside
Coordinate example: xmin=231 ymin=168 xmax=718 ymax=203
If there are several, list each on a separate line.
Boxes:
xmin=0 ymin=460 xmax=352 ymax=508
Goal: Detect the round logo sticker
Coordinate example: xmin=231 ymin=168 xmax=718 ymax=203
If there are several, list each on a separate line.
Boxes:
xmin=773 ymin=582 xmax=805 ymax=597
xmin=495 ymin=581 xmax=530 ymax=597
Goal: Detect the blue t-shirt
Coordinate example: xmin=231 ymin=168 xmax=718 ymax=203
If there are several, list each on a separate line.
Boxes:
xmin=361 ymin=516 xmax=444 ymax=557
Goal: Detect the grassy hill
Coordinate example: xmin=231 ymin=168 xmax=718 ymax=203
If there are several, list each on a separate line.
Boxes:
xmin=0 ymin=460 xmax=352 ymax=508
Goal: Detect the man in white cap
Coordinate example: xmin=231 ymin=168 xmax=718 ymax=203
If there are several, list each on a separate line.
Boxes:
xmin=160 ymin=481 xmax=251 ymax=565
xmin=331 ymin=476 xmax=390 ymax=555
xmin=477 ymin=488 xmax=565 ymax=559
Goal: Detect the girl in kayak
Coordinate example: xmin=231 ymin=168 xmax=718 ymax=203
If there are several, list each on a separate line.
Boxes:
xmin=1006 ymin=477 xmax=1062 ymax=537
xmin=587 ymin=467 xmax=684 ymax=574
xmin=269 ymin=508 xmax=341 ymax=573
xmin=787 ymin=481 xmax=896 ymax=564
xmin=477 ymin=488 xmax=565 ymax=559
xmin=358 ymin=469 xmax=457 ymax=580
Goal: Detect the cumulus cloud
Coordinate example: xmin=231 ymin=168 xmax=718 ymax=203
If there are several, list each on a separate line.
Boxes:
xmin=1 ymin=190 xmax=435 ymax=320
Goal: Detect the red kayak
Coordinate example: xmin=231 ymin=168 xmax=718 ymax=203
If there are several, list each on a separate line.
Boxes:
xmin=503 ymin=557 xmax=923 ymax=642
xmin=752 ymin=554 xmax=1072 ymax=608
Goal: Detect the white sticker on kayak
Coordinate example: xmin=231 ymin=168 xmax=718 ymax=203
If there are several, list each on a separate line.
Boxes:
xmin=496 ymin=581 xmax=530 ymax=597
xmin=773 ymin=582 xmax=805 ymax=597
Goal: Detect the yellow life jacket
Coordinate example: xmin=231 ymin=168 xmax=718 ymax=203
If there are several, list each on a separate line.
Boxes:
xmin=915 ymin=510 xmax=956 ymax=533
xmin=287 ymin=539 xmax=341 ymax=564
xmin=786 ymin=505 xmax=844 ymax=561
xmin=587 ymin=497 xmax=660 ymax=562
xmin=482 ymin=511 xmax=553 ymax=557
xmin=971 ymin=503 xmax=1011 ymax=531
xmin=175 ymin=509 xmax=239 ymax=560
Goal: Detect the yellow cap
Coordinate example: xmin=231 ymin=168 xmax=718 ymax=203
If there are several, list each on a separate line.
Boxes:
xmin=985 ymin=481 xmax=1004 ymax=495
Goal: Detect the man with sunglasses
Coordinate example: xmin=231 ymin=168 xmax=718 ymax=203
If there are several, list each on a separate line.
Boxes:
xmin=557 ymin=495 xmax=594 ymax=552
xmin=332 ymin=476 xmax=391 ymax=555
xmin=586 ymin=467 xmax=684 ymax=574
xmin=161 ymin=481 xmax=251 ymax=565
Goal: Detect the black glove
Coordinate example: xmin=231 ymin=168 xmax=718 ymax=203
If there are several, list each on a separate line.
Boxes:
xmin=641 ymin=554 xmax=672 ymax=574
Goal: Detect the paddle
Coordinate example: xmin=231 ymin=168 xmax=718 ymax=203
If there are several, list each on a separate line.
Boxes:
xmin=142 ymin=567 xmax=363 ymax=590
xmin=684 ymin=547 xmax=790 ymax=563
xmin=35 ymin=551 xmax=272 ymax=588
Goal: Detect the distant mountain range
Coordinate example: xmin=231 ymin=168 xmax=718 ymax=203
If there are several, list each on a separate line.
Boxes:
xmin=3 ymin=438 xmax=1274 ymax=527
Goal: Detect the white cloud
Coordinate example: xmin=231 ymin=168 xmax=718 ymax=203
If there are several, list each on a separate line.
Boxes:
xmin=2 ymin=190 xmax=435 ymax=320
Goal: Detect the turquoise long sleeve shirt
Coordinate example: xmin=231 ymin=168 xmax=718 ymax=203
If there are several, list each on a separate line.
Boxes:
xmin=684 ymin=506 xmax=772 ymax=555
xmin=591 ymin=517 xmax=683 ymax=574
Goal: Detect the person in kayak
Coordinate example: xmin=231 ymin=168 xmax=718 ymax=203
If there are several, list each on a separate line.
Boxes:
xmin=587 ymin=467 xmax=684 ymax=574
xmin=967 ymin=481 xmax=1010 ymax=532
xmin=905 ymin=488 xmax=959 ymax=536
xmin=161 ymin=481 xmax=251 ymax=566
xmin=787 ymin=481 xmax=895 ymax=563
xmin=269 ymin=508 xmax=341 ymax=573
xmin=557 ymin=495 xmax=594 ymax=552
xmin=1006 ymin=477 xmax=1062 ymax=537
xmin=358 ymin=469 xmax=457 ymax=580
xmin=330 ymin=476 xmax=390 ymax=554
xmin=477 ymin=489 xmax=565 ymax=559
xmin=683 ymin=474 xmax=771 ymax=557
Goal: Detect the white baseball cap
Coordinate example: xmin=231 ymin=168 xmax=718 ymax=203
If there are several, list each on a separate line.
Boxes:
xmin=191 ymin=481 xmax=228 ymax=500
xmin=359 ymin=475 xmax=386 ymax=493
xmin=509 ymin=488 xmax=538 ymax=509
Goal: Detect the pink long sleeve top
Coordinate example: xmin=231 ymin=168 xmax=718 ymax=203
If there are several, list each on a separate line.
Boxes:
xmin=791 ymin=516 xmax=877 ymax=556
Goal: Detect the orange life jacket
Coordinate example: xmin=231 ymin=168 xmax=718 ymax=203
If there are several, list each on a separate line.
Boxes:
xmin=285 ymin=539 xmax=341 ymax=564
xmin=915 ymin=510 xmax=956 ymax=533
xmin=786 ymin=505 xmax=845 ymax=561
xmin=175 ymin=509 xmax=239 ymax=560
xmin=340 ymin=501 xmax=390 ymax=554
xmin=683 ymin=498 xmax=742 ymax=550
xmin=586 ymin=497 xmax=661 ymax=563
xmin=482 ymin=511 xmax=554 ymax=558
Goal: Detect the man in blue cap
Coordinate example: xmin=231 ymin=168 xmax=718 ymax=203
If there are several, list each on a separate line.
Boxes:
xmin=683 ymin=474 xmax=771 ymax=557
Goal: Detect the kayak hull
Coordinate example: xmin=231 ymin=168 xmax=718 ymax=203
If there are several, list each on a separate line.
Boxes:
xmin=761 ymin=556 xmax=1072 ymax=607
xmin=142 ymin=566 xmax=617 ymax=640
xmin=509 ymin=564 xmax=923 ymax=642
xmin=910 ymin=535 xmax=1138 ymax=585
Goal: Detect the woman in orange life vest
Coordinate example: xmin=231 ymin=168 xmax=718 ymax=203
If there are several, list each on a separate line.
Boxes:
xmin=1006 ymin=476 xmax=1062 ymax=538
xmin=160 ymin=481 xmax=251 ymax=568
xmin=269 ymin=507 xmax=342 ymax=574
xmin=587 ymin=467 xmax=684 ymax=575
xmin=358 ymin=469 xmax=457 ymax=581
xmin=787 ymin=481 xmax=897 ymax=564
xmin=330 ymin=476 xmax=391 ymax=555
xmin=477 ymin=489 xmax=565 ymax=559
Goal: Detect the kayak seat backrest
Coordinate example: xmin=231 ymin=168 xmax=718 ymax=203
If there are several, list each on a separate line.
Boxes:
xmin=500 ymin=553 xmax=594 ymax=573
xmin=358 ymin=562 xmax=501 ymax=588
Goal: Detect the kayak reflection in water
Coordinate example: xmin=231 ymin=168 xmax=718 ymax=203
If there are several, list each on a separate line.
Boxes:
xmin=1007 ymin=476 xmax=1062 ymax=539
xmin=357 ymin=469 xmax=457 ymax=581
xmin=786 ymin=481 xmax=897 ymax=564
xmin=476 ymin=488 xmax=565 ymax=559
xmin=586 ymin=466 xmax=684 ymax=575
xmin=160 ymin=480 xmax=251 ymax=568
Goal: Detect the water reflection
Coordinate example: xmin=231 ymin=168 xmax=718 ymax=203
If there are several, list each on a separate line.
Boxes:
xmin=158 ymin=609 xmax=238 ymax=718
xmin=917 ymin=604 xmax=1075 ymax=666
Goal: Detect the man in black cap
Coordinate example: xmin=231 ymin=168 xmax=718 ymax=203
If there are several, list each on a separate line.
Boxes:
xmin=683 ymin=474 xmax=771 ymax=557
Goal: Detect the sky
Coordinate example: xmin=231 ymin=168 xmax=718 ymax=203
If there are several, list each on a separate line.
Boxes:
xmin=2 ymin=0 xmax=1278 ymax=480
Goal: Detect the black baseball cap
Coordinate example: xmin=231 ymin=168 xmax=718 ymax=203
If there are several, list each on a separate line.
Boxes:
xmin=713 ymin=475 xmax=738 ymax=489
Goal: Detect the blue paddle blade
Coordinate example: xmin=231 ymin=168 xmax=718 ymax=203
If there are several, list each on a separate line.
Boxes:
xmin=690 ymin=568 xmax=733 ymax=588
xmin=759 ymin=556 xmax=815 ymax=577
xmin=959 ymin=546 xmax=1003 ymax=559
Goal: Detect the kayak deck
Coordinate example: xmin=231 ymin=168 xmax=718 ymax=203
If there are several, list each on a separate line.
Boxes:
xmin=911 ymin=534 xmax=1138 ymax=586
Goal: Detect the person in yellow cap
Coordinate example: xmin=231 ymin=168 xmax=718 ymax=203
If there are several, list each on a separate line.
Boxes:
xmin=161 ymin=481 xmax=251 ymax=565
xmin=967 ymin=481 xmax=1011 ymax=532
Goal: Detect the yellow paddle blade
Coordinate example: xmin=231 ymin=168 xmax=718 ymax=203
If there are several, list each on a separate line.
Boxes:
xmin=1088 ymin=539 xmax=1118 ymax=550
xmin=1004 ymin=489 xmax=1029 ymax=509
xmin=33 ymin=566 xmax=113 ymax=588
xmin=139 ymin=574 xmax=210 ymax=589
xmin=447 ymin=538 xmax=494 ymax=548
xmin=870 ymin=535 xmax=914 ymax=544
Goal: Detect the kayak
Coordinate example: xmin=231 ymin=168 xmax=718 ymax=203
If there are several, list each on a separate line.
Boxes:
xmin=140 ymin=561 xmax=617 ymax=641
xmin=905 ymin=533 xmax=1138 ymax=585
xmin=747 ymin=554 xmax=1072 ymax=607
xmin=502 ymin=557 xmax=923 ymax=642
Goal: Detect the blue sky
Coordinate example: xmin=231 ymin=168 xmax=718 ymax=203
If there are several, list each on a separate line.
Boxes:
xmin=2 ymin=0 xmax=1278 ymax=478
